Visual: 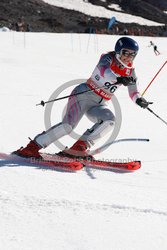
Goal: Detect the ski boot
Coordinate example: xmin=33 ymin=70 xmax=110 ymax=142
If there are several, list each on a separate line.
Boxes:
xmin=12 ymin=139 xmax=42 ymax=159
xmin=57 ymin=140 xmax=94 ymax=160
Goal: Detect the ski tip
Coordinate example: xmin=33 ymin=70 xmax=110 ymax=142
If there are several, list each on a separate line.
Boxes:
xmin=127 ymin=161 xmax=141 ymax=171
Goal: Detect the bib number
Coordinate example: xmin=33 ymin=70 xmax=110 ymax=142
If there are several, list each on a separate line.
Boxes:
xmin=104 ymin=82 xmax=117 ymax=93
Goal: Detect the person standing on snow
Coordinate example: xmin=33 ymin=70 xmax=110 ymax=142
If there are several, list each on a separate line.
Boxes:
xmin=149 ymin=41 xmax=160 ymax=56
xmin=13 ymin=37 xmax=151 ymax=159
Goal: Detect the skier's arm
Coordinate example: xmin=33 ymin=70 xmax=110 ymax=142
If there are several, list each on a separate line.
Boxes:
xmin=127 ymin=71 xmax=150 ymax=108
xmin=128 ymin=84 xmax=150 ymax=108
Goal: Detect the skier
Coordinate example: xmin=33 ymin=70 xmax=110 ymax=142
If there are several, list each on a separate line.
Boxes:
xmin=13 ymin=37 xmax=151 ymax=159
xmin=149 ymin=41 xmax=160 ymax=55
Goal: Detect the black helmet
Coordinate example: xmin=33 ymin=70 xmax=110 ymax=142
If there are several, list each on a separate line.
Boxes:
xmin=115 ymin=37 xmax=139 ymax=54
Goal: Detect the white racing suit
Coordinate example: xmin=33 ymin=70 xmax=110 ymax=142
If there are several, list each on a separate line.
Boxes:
xmin=35 ymin=51 xmax=141 ymax=148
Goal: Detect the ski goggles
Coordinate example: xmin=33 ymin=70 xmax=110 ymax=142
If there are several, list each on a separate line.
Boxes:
xmin=121 ymin=49 xmax=137 ymax=59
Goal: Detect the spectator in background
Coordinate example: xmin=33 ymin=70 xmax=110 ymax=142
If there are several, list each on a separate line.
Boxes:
xmin=16 ymin=17 xmax=25 ymax=32
xmin=123 ymin=28 xmax=128 ymax=35
xmin=26 ymin=24 xmax=32 ymax=32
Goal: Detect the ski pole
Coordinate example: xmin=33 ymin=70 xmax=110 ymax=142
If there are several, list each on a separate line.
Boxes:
xmin=147 ymin=107 xmax=167 ymax=126
xmin=93 ymin=138 xmax=149 ymax=155
xmin=36 ymin=86 xmax=102 ymax=106
xmin=141 ymin=60 xmax=167 ymax=96
xmin=36 ymin=82 xmax=120 ymax=107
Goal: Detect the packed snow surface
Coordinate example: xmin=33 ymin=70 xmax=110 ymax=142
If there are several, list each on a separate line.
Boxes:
xmin=0 ymin=32 xmax=167 ymax=250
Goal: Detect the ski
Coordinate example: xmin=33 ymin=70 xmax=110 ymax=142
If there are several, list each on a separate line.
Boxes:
xmin=82 ymin=137 xmax=145 ymax=171
xmin=82 ymin=159 xmax=141 ymax=171
xmin=0 ymin=152 xmax=141 ymax=172
xmin=0 ymin=138 xmax=146 ymax=172
xmin=40 ymin=153 xmax=141 ymax=172
xmin=0 ymin=153 xmax=83 ymax=171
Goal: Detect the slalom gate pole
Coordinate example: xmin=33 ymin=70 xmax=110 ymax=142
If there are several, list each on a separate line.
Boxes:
xmin=141 ymin=60 xmax=167 ymax=96
xmin=147 ymin=107 xmax=167 ymax=126
xmin=36 ymin=82 xmax=120 ymax=107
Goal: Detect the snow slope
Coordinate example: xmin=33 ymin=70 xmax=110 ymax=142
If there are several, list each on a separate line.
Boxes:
xmin=0 ymin=31 xmax=167 ymax=250
xmin=42 ymin=0 xmax=165 ymax=26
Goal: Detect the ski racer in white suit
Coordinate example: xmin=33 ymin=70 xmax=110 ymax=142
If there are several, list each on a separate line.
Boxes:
xmin=14 ymin=37 xmax=150 ymax=159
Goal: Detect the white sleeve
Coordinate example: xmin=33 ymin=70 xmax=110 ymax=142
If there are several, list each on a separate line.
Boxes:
xmin=127 ymin=70 xmax=141 ymax=103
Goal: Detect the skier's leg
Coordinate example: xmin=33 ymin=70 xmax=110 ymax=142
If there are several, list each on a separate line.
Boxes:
xmin=13 ymin=84 xmax=91 ymax=158
xmin=82 ymin=105 xmax=115 ymax=146
xmin=16 ymin=93 xmax=83 ymax=158
xmin=63 ymin=105 xmax=115 ymax=158
xmin=35 ymin=86 xmax=87 ymax=148
xmin=35 ymin=123 xmax=73 ymax=148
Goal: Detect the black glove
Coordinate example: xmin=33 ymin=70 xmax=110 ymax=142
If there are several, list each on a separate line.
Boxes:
xmin=117 ymin=76 xmax=136 ymax=86
xmin=136 ymin=97 xmax=151 ymax=109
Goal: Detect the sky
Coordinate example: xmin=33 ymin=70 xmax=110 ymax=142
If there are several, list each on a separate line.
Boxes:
xmin=0 ymin=31 xmax=167 ymax=250
xmin=42 ymin=0 xmax=165 ymax=26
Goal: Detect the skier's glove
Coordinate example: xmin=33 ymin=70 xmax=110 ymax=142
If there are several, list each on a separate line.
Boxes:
xmin=136 ymin=97 xmax=152 ymax=109
xmin=117 ymin=76 xmax=136 ymax=86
